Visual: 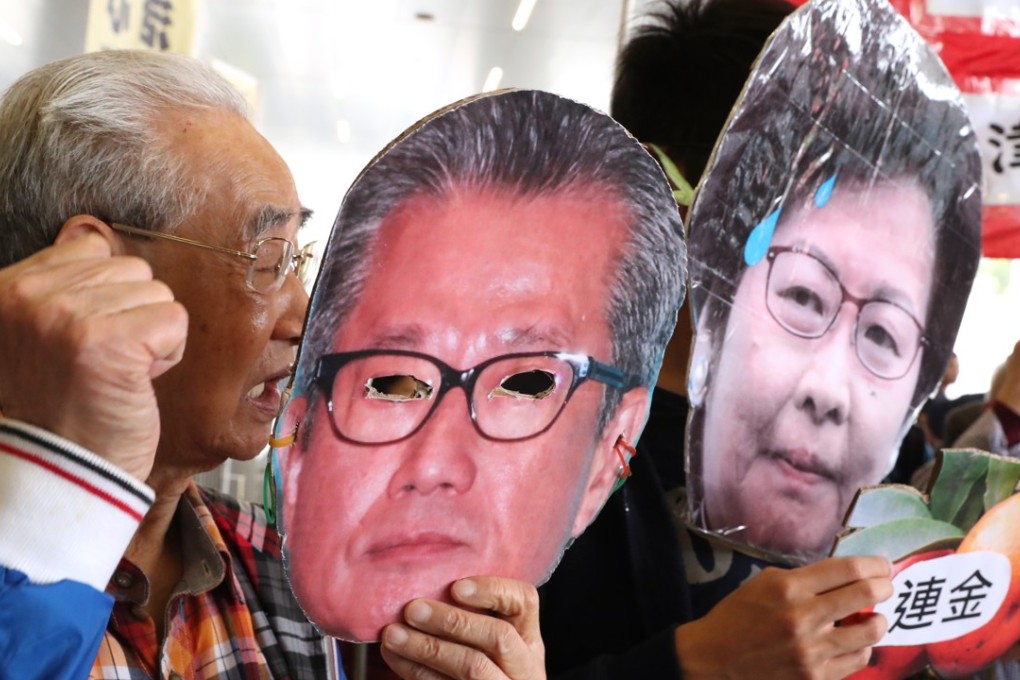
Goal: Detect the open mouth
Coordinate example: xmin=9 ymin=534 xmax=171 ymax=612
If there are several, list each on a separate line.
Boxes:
xmin=246 ymin=369 xmax=294 ymax=413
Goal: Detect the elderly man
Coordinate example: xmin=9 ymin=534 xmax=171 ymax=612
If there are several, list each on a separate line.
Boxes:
xmin=0 ymin=50 xmax=540 ymax=680
xmin=276 ymin=90 xmax=686 ymax=644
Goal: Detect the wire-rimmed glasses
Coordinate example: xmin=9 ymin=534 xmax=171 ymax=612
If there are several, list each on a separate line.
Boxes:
xmin=764 ymin=246 xmax=927 ymax=380
xmin=108 ymin=222 xmax=316 ymax=293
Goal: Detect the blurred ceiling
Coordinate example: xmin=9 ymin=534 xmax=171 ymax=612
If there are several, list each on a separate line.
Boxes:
xmin=0 ymin=0 xmax=653 ymax=243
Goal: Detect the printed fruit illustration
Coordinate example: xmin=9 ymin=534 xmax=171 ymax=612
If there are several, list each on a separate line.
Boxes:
xmin=927 ymin=493 xmax=1020 ymax=677
xmin=834 ymin=451 xmax=1020 ymax=679
xmin=846 ymin=548 xmax=953 ymax=680
xmin=850 ymin=644 xmax=926 ymax=680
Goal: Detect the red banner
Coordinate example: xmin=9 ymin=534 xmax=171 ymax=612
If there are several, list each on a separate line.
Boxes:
xmin=792 ymin=0 xmax=1020 ymax=257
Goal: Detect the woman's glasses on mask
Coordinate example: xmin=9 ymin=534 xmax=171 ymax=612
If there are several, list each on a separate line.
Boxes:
xmin=764 ymin=246 xmax=927 ymax=380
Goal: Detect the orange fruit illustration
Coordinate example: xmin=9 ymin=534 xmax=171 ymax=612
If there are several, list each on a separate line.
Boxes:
xmin=928 ymin=493 xmax=1020 ymax=677
xmin=845 ymin=548 xmax=953 ymax=679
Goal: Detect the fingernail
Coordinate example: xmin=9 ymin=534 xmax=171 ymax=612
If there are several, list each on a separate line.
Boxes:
xmin=406 ymin=600 xmax=431 ymax=624
xmin=384 ymin=624 xmax=408 ymax=647
xmin=453 ymin=578 xmax=476 ymax=599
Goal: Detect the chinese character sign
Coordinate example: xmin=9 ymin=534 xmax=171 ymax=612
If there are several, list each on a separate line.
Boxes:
xmin=834 ymin=449 xmax=1020 ymax=678
xmin=962 ymin=92 xmax=1020 ymax=255
xmin=986 ymin=119 xmax=1020 ymax=178
xmin=85 ymin=0 xmax=197 ymax=55
xmin=269 ymin=90 xmax=686 ymax=642
xmin=684 ymin=0 xmax=981 ymax=564
xmin=888 ymin=0 xmax=1020 ymax=256
xmin=880 ymin=552 xmax=1009 ymax=644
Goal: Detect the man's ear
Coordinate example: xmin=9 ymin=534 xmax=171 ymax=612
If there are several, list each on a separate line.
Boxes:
xmin=276 ymin=394 xmax=308 ymax=533
xmin=53 ymin=215 xmax=128 ymax=253
xmin=571 ymin=386 xmax=651 ymax=537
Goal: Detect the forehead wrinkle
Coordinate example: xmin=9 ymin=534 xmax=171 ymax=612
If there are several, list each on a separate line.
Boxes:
xmin=361 ymin=325 xmax=426 ymax=350
xmin=354 ymin=324 xmax=575 ymax=354
xmin=498 ymin=325 xmax=574 ymax=350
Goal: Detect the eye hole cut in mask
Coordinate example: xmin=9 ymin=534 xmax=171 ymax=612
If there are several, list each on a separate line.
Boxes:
xmin=489 ymin=370 xmax=556 ymax=400
xmin=364 ymin=375 xmax=434 ymax=401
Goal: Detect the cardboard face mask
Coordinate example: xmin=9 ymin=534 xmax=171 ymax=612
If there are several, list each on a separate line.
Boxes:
xmin=684 ymin=0 xmax=982 ymax=564
xmin=272 ymin=89 xmax=686 ymax=641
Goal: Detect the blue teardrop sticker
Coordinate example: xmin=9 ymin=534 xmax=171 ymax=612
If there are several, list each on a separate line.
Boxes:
xmin=744 ymin=207 xmax=781 ymax=266
xmin=814 ymin=173 xmax=837 ymax=208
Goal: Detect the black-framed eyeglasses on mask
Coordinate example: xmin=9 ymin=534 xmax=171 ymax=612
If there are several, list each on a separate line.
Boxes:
xmin=108 ymin=222 xmax=317 ymax=294
xmin=313 ymin=349 xmax=642 ymax=445
xmin=764 ymin=246 xmax=928 ymax=380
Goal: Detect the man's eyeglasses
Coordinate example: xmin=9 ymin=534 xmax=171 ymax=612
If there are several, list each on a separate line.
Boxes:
xmin=108 ymin=222 xmax=316 ymax=294
xmin=314 ymin=349 xmax=642 ymax=445
xmin=764 ymin=246 xmax=927 ymax=380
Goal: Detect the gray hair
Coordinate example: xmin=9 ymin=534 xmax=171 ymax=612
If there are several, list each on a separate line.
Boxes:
xmin=0 ymin=49 xmax=248 ymax=268
xmin=299 ymin=90 xmax=686 ymax=430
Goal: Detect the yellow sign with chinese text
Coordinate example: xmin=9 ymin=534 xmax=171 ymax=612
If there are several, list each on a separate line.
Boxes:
xmin=85 ymin=0 xmax=198 ymax=55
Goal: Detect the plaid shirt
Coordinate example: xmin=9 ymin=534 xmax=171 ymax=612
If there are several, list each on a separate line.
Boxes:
xmin=91 ymin=483 xmax=328 ymax=680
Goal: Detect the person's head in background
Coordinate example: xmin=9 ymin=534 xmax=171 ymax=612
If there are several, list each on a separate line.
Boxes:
xmin=278 ymin=90 xmax=686 ymax=641
xmin=685 ymin=0 xmax=982 ymax=562
xmin=609 ymin=0 xmax=796 ymax=405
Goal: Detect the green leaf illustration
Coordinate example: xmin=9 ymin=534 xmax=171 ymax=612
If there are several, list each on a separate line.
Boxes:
xmin=844 ymin=485 xmax=932 ymax=529
xmin=928 ymin=449 xmax=989 ymax=529
xmin=832 ymin=518 xmax=964 ymax=562
xmin=983 ymin=452 xmax=1020 ymax=512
